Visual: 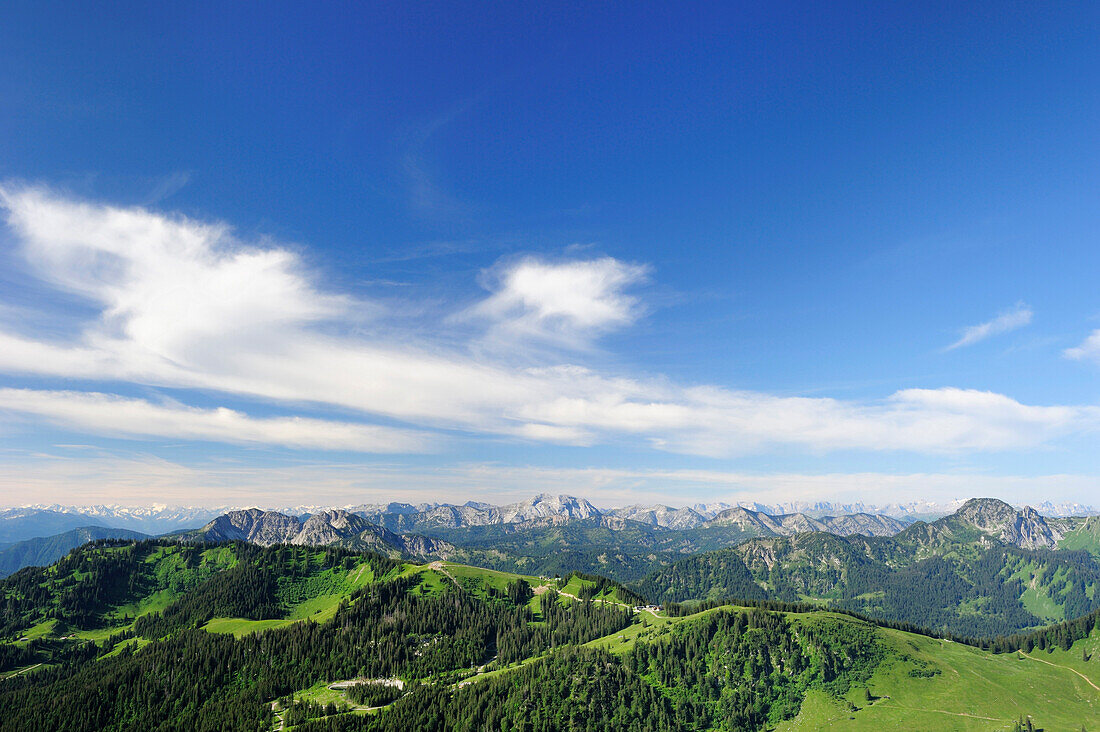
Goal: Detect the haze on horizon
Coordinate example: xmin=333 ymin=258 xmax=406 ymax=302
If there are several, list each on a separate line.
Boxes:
xmin=2 ymin=3 xmax=1100 ymax=509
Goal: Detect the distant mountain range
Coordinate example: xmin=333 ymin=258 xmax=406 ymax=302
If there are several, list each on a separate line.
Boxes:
xmin=635 ymin=497 xmax=1100 ymax=636
xmin=0 ymin=505 xmax=223 ymax=543
xmin=692 ymin=499 xmax=1100 ymax=521
xmin=3 ymin=493 xmax=1098 ymax=583
xmin=6 ymin=494 xmax=1094 ymax=542
xmin=351 ymin=493 xmax=603 ymax=530
xmin=0 ymin=526 xmax=149 ymax=578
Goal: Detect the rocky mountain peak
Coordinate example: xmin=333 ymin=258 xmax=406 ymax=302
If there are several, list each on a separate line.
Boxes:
xmin=305 ymin=509 xmax=357 ymax=529
xmin=189 ymin=509 xmax=449 ymax=558
xmin=293 ymin=510 xmax=370 ymax=545
xmin=944 ymin=498 xmax=1065 ymax=549
xmin=604 ymin=504 xmax=707 ymax=529
xmin=200 ymin=509 xmax=302 ymax=544
xmin=709 ymin=507 xmax=760 ymax=523
xmin=703 ymin=506 xmax=903 ymax=538
xmin=954 ymin=498 xmax=1018 ymax=529
xmin=503 ymin=494 xmax=600 ymax=522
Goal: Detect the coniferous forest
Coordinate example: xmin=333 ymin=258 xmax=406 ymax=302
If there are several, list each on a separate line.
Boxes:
xmin=1 ymin=537 xmax=1099 ymax=730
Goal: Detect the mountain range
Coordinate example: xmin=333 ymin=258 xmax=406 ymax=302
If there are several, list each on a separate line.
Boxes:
xmin=4 ymin=493 xmax=1100 ymax=597
xmin=0 ymin=505 xmax=223 ymax=543
xmin=183 ymin=508 xmax=451 ymax=558
xmin=635 ymin=497 xmax=1100 ymax=636
xmin=0 ymin=526 xmax=149 ymax=578
xmin=5 ymin=494 xmax=1097 ymax=543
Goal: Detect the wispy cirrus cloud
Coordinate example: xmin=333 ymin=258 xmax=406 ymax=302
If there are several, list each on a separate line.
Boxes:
xmin=0 ymin=186 xmax=1095 ymax=459
xmin=945 ymin=302 xmax=1032 ymax=350
xmin=0 ymin=388 xmax=432 ymax=453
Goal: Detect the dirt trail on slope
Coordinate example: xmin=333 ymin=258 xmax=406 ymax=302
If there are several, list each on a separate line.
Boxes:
xmin=1 ymin=663 xmax=42 ymax=680
xmin=550 ymin=587 xmax=634 ymax=610
xmin=427 ymin=561 xmax=461 ymax=589
xmin=269 ymin=701 xmax=285 ymax=731
xmin=1022 ymin=652 xmax=1100 ymax=692
xmin=883 ymin=702 xmax=1001 ymax=721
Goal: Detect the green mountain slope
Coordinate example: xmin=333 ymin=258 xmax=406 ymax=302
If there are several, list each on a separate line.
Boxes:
xmin=1060 ymin=515 xmax=1100 ymax=558
xmin=388 ymin=515 xmax=887 ymax=582
xmin=2 ymin=538 xmax=1098 ymax=731
xmin=635 ymin=500 xmax=1100 ymax=637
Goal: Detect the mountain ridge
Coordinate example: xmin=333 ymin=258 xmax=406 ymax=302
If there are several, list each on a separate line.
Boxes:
xmin=187 ymin=508 xmax=452 ymax=558
xmin=634 ymin=497 xmax=1100 ymax=636
xmin=6 ymin=494 xmax=1097 ymax=542
xmin=0 ymin=525 xmax=150 ymax=578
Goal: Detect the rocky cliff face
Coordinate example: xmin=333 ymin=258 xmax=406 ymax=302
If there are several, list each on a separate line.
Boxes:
xmin=703 ymin=506 xmax=904 ymax=538
xmin=500 ymin=494 xmax=601 ymax=523
xmin=927 ymin=498 xmax=1072 ymax=550
xmin=356 ymin=494 xmax=603 ymax=530
xmin=704 ymin=507 xmax=784 ymax=533
xmin=604 ymin=505 xmax=708 ymax=529
xmin=190 ymin=509 xmax=451 ymax=558
xmin=998 ymin=506 xmax=1066 ymax=550
xmin=822 ymin=513 xmax=907 ymax=537
xmin=348 ymin=493 xmax=908 ymax=537
xmin=199 ymin=509 xmax=302 ymax=544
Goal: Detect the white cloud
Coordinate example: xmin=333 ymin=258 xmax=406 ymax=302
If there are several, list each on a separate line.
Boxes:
xmin=0 ymin=388 xmax=431 ymax=452
xmin=468 ymin=256 xmax=648 ymax=348
xmin=945 ymin=302 xmax=1032 ymax=350
xmin=1065 ymin=329 xmax=1100 ymax=363
xmin=0 ymin=188 xmax=1095 ymax=458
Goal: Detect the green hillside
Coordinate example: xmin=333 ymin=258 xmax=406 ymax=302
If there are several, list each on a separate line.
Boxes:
xmin=280 ymin=603 xmax=1100 ymax=731
xmin=776 ymin=625 xmax=1100 ymax=730
xmin=1061 ymin=516 xmax=1100 ymax=558
xmin=420 ymin=517 xmax=769 ymax=581
xmin=2 ymin=538 xmax=1098 ymax=730
xmin=635 ymin=529 xmax=1100 ymax=637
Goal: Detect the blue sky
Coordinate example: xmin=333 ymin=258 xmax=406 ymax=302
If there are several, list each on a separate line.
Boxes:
xmin=1 ymin=2 xmax=1100 ymax=508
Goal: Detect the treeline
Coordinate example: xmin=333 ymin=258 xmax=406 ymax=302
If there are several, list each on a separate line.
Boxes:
xmin=664 ymin=596 xmax=983 ymax=646
xmin=134 ymin=562 xmax=282 ymax=638
xmin=625 ymin=608 xmax=882 ymax=729
xmin=665 ymin=592 xmax=1100 ymax=658
xmin=495 ymin=589 xmax=633 ymax=664
xmin=0 ymin=641 xmax=36 ymax=672
xmin=986 ymin=606 xmax=1100 ymax=654
xmin=1 ymin=540 xmax=221 ymax=636
xmin=503 ymin=578 xmax=532 ymax=605
xmin=1 ymin=540 xmax=403 ymax=672
xmin=631 ymin=550 xmax=767 ymax=608
xmin=279 ymin=697 xmax=347 ymax=726
xmin=0 ymin=541 xmax=149 ymax=634
xmin=429 ymin=518 xmax=682 ymax=582
xmin=562 ymin=571 xmax=648 ymax=606
xmin=346 ymin=683 xmax=404 ymax=707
